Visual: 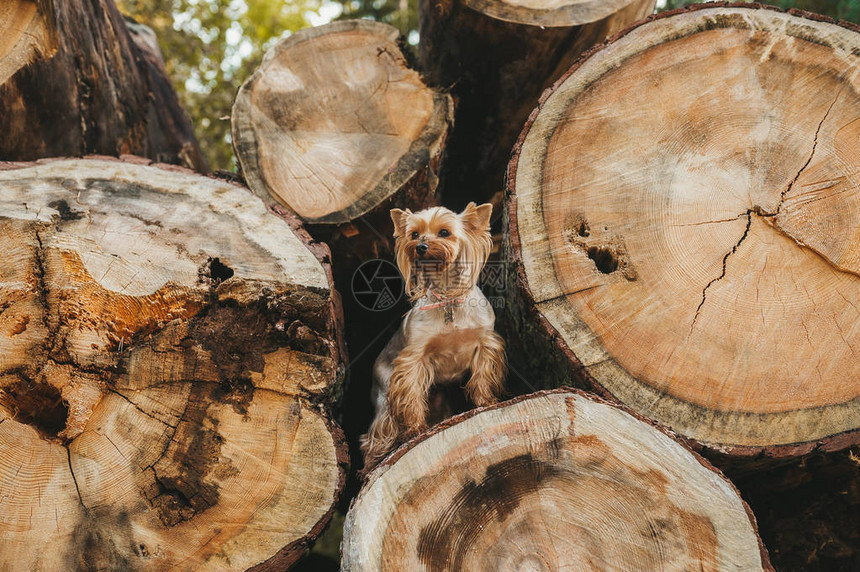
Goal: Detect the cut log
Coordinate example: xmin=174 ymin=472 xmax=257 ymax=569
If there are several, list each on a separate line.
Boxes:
xmin=0 ymin=1 xmax=206 ymax=171
xmin=0 ymin=158 xmax=347 ymax=571
xmin=419 ymin=0 xmax=655 ymax=208
xmin=232 ymin=19 xmax=452 ymax=226
xmin=343 ymin=389 xmax=771 ymax=571
xmin=505 ymin=4 xmax=860 ymax=458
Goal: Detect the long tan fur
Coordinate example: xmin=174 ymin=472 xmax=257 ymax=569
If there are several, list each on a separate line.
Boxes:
xmin=361 ymin=203 xmax=506 ymax=470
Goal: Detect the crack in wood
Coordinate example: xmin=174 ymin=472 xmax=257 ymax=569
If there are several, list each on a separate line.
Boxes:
xmin=67 ymin=447 xmax=87 ymax=511
xmin=105 ymin=387 xmax=178 ymax=429
xmin=32 ymin=227 xmax=59 ymax=363
xmin=535 ymin=284 xmax=602 ymax=306
xmin=586 ymin=356 xmax=615 ymax=369
xmin=689 ymin=93 xmax=844 ymax=335
xmin=142 ymin=396 xmax=191 ymax=476
xmin=690 ymin=210 xmax=753 ymax=334
xmin=775 ymin=90 xmax=840 ymax=216
xmin=672 ymin=214 xmax=749 ymax=227
xmin=103 ymin=433 xmax=129 ymax=462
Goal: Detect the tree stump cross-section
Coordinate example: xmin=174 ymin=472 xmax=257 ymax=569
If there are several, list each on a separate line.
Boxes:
xmin=232 ymin=19 xmax=452 ymax=225
xmin=0 ymin=158 xmax=347 ymax=571
xmin=343 ymin=390 xmax=771 ymax=571
xmin=506 ymin=3 xmax=860 ymax=457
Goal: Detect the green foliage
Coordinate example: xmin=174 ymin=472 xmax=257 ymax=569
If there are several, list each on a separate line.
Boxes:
xmin=339 ymin=0 xmax=417 ymax=39
xmin=117 ymin=0 xmax=325 ymax=170
xmin=657 ymin=0 xmax=860 ymax=22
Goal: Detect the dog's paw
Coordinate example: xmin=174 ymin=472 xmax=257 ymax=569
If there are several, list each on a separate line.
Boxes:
xmin=472 ymin=394 xmax=499 ymax=408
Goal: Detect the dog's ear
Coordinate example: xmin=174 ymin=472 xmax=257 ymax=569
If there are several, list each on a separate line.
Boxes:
xmin=390 ymin=208 xmax=411 ymax=237
xmin=461 ymin=202 xmax=492 ymax=231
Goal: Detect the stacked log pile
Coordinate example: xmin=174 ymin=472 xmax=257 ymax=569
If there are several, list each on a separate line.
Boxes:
xmin=1 ymin=0 xmax=858 ymax=570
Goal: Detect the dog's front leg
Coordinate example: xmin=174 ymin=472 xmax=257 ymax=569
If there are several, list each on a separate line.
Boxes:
xmin=466 ymin=330 xmax=506 ymax=407
xmin=360 ymin=407 xmax=400 ymax=471
xmin=388 ymin=348 xmax=434 ymax=439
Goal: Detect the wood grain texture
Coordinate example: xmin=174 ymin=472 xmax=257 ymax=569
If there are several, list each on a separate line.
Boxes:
xmin=506 ymin=3 xmax=860 ymax=456
xmin=0 ymin=158 xmax=347 ymax=571
xmin=342 ymin=389 xmax=771 ymax=571
xmin=0 ymin=1 xmax=206 ymax=171
xmin=0 ymin=0 xmax=53 ymax=85
xmin=419 ymin=0 xmax=655 ymax=209
xmin=232 ymin=19 xmax=452 ymax=225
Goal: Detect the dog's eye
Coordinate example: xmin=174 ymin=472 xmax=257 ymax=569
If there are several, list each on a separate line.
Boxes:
xmin=411 ymin=231 xmax=420 ymax=239
xmin=438 ymin=229 xmax=450 ymax=238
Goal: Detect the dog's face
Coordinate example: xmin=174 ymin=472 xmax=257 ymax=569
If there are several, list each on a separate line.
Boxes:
xmin=391 ymin=203 xmax=493 ymax=298
xmin=395 ymin=206 xmax=462 ymax=266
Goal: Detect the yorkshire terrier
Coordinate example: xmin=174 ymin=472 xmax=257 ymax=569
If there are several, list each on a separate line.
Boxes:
xmin=360 ymin=203 xmax=506 ymax=469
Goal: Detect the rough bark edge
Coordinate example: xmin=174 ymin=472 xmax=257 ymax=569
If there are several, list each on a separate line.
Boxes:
xmin=268 ymin=202 xmax=349 ymax=382
xmin=247 ymin=412 xmax=350 ymax=572
xmin=0 ymin=154 xmax=348 ymax=387
xmin=503 ymin=2 xmax=860 ymax=460
xmin=231 ymin=19 xmax=453 ymax=225
xmin=461 ymin=0 xmax=644 ymax=28
xmin=348 ymin=387 xmax=773 ymax=571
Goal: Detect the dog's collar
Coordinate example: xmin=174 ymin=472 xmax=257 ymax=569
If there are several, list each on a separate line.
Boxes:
xmin=416 ymin=290 xmax=464 ymax=323
xmin=418 ymin=298 xmax=464 ymax=311
xmin=420 ymin=289 xmax=464 ymax=308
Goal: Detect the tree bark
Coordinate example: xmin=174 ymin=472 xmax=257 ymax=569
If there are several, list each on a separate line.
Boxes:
xmin=342 ymin=389 xmax=772 ymax=571
xmin=124 ymin=16 xmax=209 ymax=171
xmin=505 ymin=3 xmax=860 ymax=459
xmin=419 ymin=0 xmax=656 ymax=209
xmin=0 ymin=157 xmax=346 ymax=571
xmin=232 ymin=19 xmax=452 ymax=227
xmin=0 ymin=0 xmax=206 ymax=171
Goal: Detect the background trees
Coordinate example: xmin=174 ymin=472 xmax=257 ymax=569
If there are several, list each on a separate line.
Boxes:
xmin=116 ymin=0 xmax=860 ymax=171
xmin=116 ymin=0 xmax=335 ymax=168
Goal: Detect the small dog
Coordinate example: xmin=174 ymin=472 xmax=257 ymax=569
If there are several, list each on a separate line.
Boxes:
xmin=360 ymin=203 xmax=506 ymax=469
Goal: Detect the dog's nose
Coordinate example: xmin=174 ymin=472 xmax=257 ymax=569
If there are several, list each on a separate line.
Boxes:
xmin=416 ymin=243 xmax=429 ymax=256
